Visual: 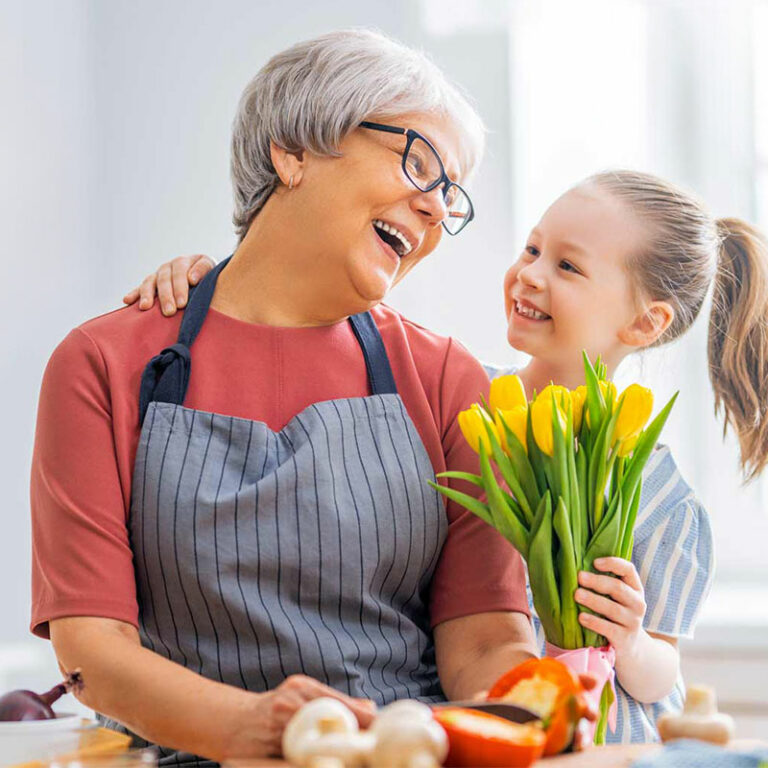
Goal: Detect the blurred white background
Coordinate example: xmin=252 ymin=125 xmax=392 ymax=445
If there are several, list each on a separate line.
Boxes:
xmin=1 ymin=0 xmax=766 ymax=736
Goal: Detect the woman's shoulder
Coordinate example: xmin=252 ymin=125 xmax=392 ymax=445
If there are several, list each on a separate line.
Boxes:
xmin=373 ymin=303 xmax=484 ymax=374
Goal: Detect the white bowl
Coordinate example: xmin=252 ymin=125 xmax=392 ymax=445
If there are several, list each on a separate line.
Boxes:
xmin=0 ymin=712 xmax=84 ymax=766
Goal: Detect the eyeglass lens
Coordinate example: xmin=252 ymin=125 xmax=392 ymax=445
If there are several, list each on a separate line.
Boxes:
xmin=405 ymin=136 xmax=471 ymax=234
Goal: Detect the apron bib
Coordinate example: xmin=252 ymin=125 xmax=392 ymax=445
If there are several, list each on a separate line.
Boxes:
xmin=101 ymin=257 xmax=448 ymax=766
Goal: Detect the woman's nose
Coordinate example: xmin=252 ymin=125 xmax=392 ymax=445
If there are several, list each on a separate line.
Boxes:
xmin=412 ymin=185 xmax=448 ymax=225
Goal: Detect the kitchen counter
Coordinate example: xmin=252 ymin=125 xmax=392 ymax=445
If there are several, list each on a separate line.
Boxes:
xmin=223 ymin=740 xmax=766 ymax=768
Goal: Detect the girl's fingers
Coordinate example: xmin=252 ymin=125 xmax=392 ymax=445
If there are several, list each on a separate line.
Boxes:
xmin=575 ymin=588 xmax=631 ymax=626
xmin=123 ymin=287 xmax=140 ymax=306
xmin=593 ymin=557 xmax=643 ymax=591
xmin=171 ymin=259 xmax=193 ymax=309
xmin=578 ymin=611 xmax=618 ymax=643
xmin=578 ymin=571 xmax=637 ymax=606
xmin=138 ymin=274 xmax=158 ymax=310
xmin=156 ymin=264 xmax=177 ymax=316
xmin=188 ymin=254 xmax=215 ymax=285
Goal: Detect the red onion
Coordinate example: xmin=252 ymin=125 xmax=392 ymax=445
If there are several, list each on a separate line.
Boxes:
xmin=0 ymin=669 xmax=83 ymax=721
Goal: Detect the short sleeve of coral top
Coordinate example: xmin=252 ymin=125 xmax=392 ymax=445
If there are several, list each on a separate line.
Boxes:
xmin=30 ymin=302 xmax=529 ymax=639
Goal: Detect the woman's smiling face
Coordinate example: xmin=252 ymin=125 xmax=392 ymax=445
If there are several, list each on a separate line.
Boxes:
xmin=503 ymin=184 xmax=649 ymax=368
xmin=292 ymin=111 xmax=464 ymax=304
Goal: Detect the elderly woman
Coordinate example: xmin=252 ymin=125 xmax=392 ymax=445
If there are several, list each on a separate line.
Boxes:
xmin=30 ymin=30 xmax=536 ymax=764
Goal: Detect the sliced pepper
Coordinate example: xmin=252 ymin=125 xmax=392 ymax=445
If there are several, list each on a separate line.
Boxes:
xmin=432 ymin=707 xmax=546 ymax=768
xmin=488 ymin=658 xmax=589 ymax=756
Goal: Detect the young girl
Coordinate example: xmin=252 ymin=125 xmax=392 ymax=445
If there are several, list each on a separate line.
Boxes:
xmin=125 ymin=169 xmax=768 ymax=743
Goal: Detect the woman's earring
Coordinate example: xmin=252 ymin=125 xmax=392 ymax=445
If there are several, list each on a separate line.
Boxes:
xmin=289 ymin=175 xmax=294 ymax=190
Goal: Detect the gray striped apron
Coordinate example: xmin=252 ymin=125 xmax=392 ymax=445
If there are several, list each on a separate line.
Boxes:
xmin=100 ymin=257 xmax=448 ymax=765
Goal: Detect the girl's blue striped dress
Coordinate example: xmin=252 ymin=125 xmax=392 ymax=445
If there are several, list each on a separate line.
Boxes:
xmin=484 ymin=365 xmax=715 ymax=743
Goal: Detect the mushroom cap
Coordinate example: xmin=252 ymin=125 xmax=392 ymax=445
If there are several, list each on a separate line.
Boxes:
xmin=371 ymin=700 xmax=435 ymax=727
xmin=368 ymin=716 xmax=448 ymax=768
xmin=282 ymin=697 xmax=359 ymax=765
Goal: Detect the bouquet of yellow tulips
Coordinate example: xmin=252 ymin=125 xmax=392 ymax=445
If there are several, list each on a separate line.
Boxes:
xmin=429 ymin=352 xmax=677 ymax=742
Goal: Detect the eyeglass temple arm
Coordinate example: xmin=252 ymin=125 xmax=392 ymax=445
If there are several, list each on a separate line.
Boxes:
xmin=359 ymin=121 xmax=407 ymax=135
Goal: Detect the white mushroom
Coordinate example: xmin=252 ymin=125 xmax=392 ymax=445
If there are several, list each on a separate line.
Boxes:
xmin=282 ymin=697 xmax=375 ymax=768
xmin=657 ymin=685 xmax=735 ymax=745
xmin=368 ymin=700 xmax=448 ymax=768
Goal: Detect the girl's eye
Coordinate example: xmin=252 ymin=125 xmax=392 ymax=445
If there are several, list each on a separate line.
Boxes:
xmin=525 ymin=245 xmax=540 ymax=257
xmin=559 ymin=260 xmax=580 ymax=274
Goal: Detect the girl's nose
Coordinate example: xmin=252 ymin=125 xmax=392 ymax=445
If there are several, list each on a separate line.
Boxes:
xmin=518 ymin=261 xmax=546 ymax=290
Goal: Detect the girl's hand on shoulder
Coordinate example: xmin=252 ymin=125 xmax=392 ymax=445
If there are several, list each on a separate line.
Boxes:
xmin=575 ymin=557 xmax=647 ymax=657
xmin=122 ymin=254 xmax=216 ymax=316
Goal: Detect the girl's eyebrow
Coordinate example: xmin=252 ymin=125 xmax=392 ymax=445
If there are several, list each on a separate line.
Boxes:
xmin=530 ymin=228 xmax=589 ymax=257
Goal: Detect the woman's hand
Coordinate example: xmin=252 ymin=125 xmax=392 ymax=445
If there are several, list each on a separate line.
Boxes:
xmin=575 ymin=557 xmax=646 ymax=657
xmin=122 ymin=255 xmax=216 ymax=316
xmin=244 ymin=675 xmax=377 ymax=757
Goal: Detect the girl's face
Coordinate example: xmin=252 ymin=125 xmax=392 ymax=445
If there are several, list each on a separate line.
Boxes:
xmin=503 ymin=185 xmax=649 ymax=370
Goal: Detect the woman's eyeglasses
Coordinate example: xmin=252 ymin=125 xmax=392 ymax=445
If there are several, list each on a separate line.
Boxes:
xmin=359 ymin=121 xmax=475 ymax=235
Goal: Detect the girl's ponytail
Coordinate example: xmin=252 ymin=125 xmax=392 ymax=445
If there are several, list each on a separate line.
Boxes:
xmin=709 ymin=218 xmax=768 ymax=481
xmin=586 ymin=171 xmax=768 ymax=482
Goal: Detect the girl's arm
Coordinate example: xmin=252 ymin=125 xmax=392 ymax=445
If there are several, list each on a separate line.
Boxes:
xmin=575 ymin=557 xmax=680 ymax=704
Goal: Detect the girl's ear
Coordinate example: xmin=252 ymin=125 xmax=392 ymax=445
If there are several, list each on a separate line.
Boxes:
xmin=269 ymin=141 xmax=306 ymax=189
xmin=618 ymin=301 xmax=675 ymax=349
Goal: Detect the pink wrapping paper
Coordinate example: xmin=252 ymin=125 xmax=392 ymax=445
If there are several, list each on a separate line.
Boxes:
xmin=544 ymin=642 xmax=617 ymax=738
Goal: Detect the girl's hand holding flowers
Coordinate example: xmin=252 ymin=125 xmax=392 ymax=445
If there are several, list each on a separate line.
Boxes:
xmin=576 ymin=557 xmax=646 ymax=658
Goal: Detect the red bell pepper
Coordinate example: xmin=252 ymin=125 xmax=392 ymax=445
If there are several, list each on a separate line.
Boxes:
xmin=432 ymin=707 xmax=546 ymax=768
xmin=488 ymin=657 xmax=590 ymax=755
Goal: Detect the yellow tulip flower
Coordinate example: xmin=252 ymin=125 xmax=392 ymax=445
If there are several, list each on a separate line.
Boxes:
xmin=458 ymin=404 xmax=499 ymax=454
xmin=537 ymin=383 xmax=571 ymax=410
xmin=570 ymin=386 xmax=587 ymax=432
xmin=489 ymin=374 xmax=528 ymax=413
xmin=530 ymin=394 xmax=567 ymax=457
xmin=495 ymin=405 xmax=528 ymax=453
xmin=614 ymin=383 xmax=654 ymax=444
xmin=599 ymin=380 xmax=618 ymax=408
xmin=618 ymin=433 xmax=639 ymax=457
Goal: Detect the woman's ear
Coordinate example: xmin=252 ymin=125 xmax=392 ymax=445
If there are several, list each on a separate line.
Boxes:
xmin=269 ymin=141 xmax=306 ymax=189
xmin=618 ymin=301 xmax=675 ymax=349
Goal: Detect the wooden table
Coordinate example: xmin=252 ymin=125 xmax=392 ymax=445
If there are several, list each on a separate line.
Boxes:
xmin=223 ymin=741 xmax=767 ymax=768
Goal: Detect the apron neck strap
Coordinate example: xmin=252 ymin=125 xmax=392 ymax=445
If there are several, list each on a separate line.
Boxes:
xmin=348 ymin=311 xmax=397 ymax=396
xmin=139 ymin=256 xmax=397 ymax=422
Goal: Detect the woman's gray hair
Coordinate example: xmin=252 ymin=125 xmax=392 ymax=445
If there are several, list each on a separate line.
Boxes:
xmin=230 ymin=28 xmax=486 ymax=240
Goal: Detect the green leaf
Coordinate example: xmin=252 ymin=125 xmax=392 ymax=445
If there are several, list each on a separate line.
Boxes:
xmin=582 ymin=350 xmax=606 ymax=435
xmin=528 ymin=491 xmax=562 ymax=647
xmin=620 ymin=392 xmax=679 ymax=515
xmin=619 ymin=477 xmax=643 ymax=560
xmin=436 ymin=470 xmax=483 ymax=488
xmin=553 ymin=496 xmax=583 ymax=649
xmin=594 ymin=678 xmax=615 ymax=745
xmin=526 ymin=409 xmax=548 ymax=496
xmin=497 ymin=414 xmax=541 ymax=514
xmin=482 ymin=419 xmax=534 ymax=524
xmin=576 ymin=445 xmax=589 ymax=547
xmin=427 ymin=480 xmax=494 ymax=527
xmin=479 ymin=442 xmax=531 ymax=559
xmin=551 ymin=395 xmax=571 ymax=517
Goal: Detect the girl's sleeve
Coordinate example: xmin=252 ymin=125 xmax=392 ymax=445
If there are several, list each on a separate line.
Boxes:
xmin=632 ymin=496 xmax=715 ymax=639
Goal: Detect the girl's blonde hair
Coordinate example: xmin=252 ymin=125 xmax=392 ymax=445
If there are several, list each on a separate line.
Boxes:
xmin=585 ymin=170 xmax=768 ymax=482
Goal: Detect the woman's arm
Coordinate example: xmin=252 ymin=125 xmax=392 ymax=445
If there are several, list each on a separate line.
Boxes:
xmin=51 ymin=616 xmax=375 ymax=761
xmin=434 ymin=611 xmax=538 ymax=700
xmin=123 ymin=255 xmax=215 ymax=315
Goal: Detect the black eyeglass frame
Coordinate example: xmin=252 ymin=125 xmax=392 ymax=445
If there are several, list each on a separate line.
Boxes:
xmin=359 ymin=121 xmax=475 ymax=235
